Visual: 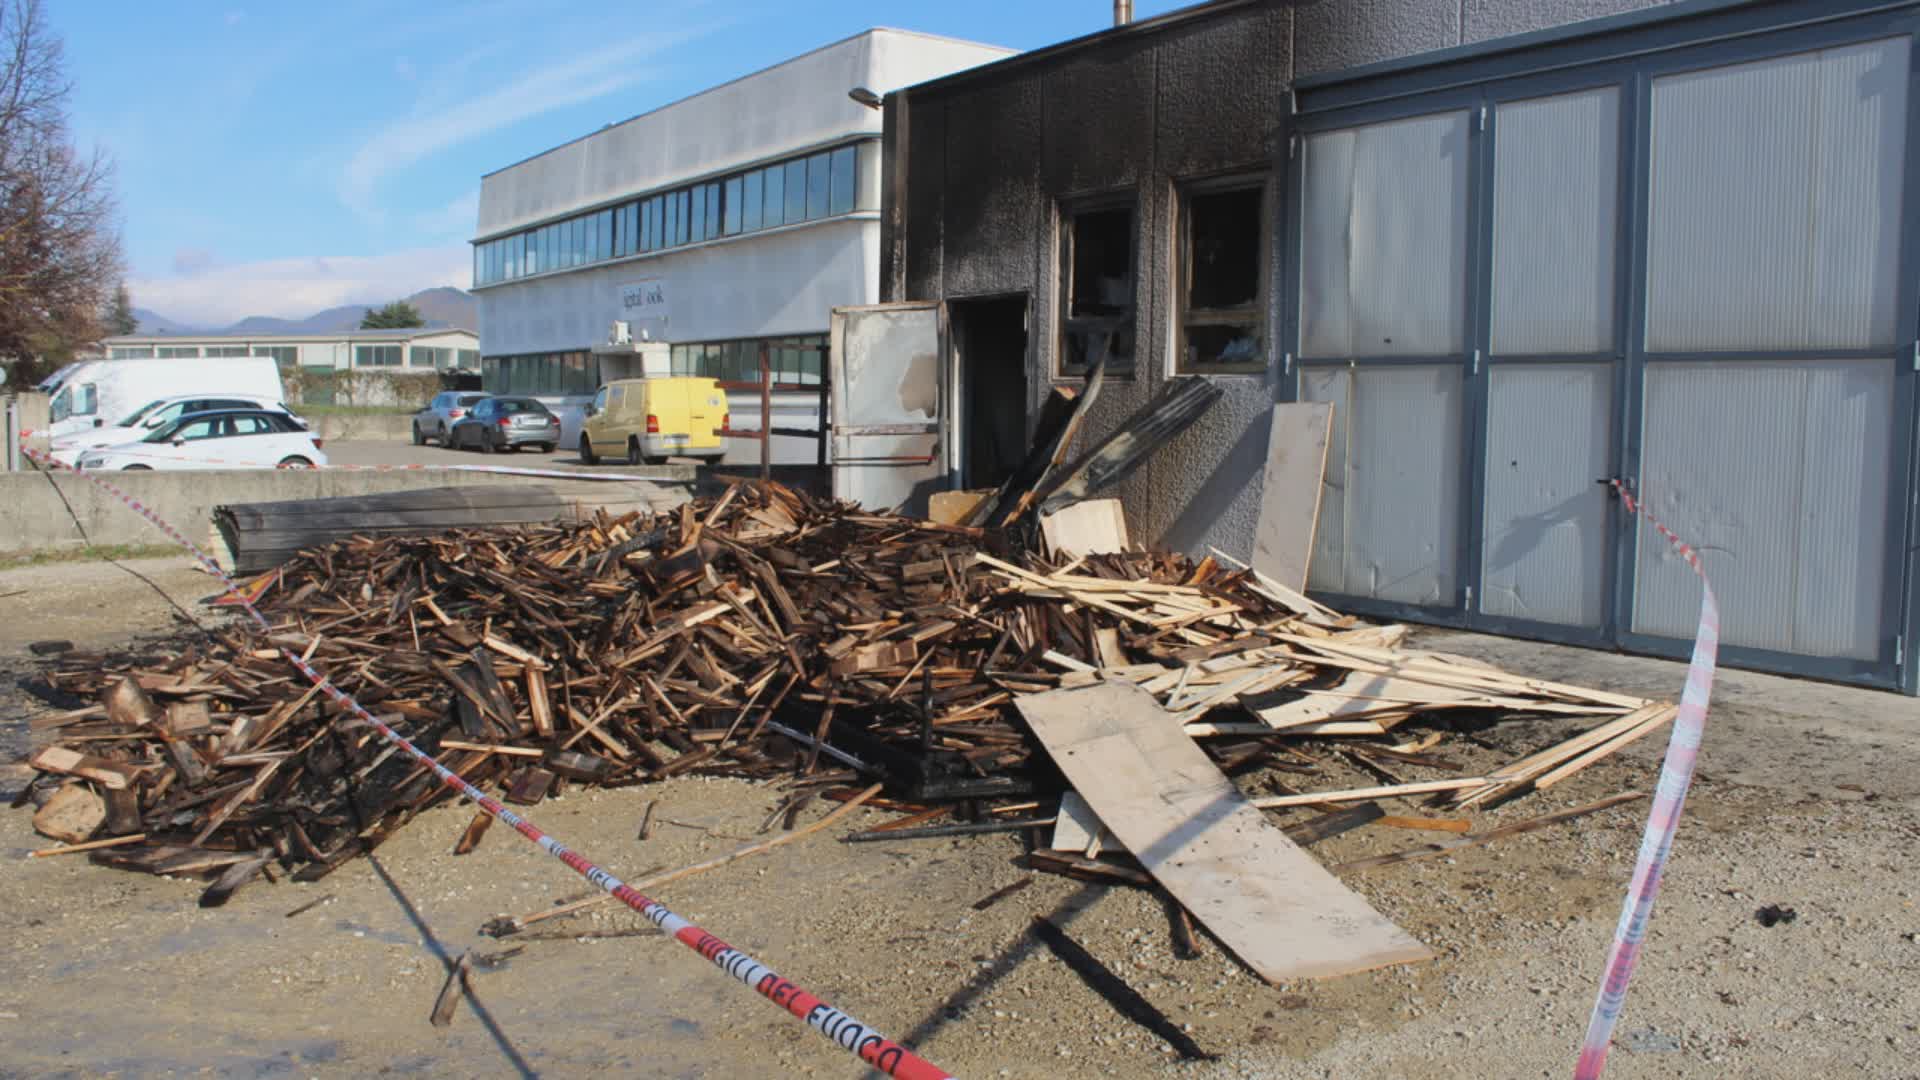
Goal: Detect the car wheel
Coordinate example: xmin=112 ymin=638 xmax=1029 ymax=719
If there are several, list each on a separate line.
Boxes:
xmin=123 ymin=464 xmax=152 ymax=471
xmin=411 ymin=423 xmax=424 ymax=446
xmin=626 ymin=438 xmax=643 ymax=466
xmin=480 ymin=434 xmax=496 ymax=454
xmin=643 ymin=454 xmax=668 ymax=466
xmin=579 ymin=435 xmax=597 ymax=465
xmin=277 ymin=456 xmax=313 ymax=469
xmin=539 ymin=443 xmax=554 ymax=454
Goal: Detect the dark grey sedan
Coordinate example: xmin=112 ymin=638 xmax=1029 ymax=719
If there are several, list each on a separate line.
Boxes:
xmin=448 ymin=396 xmax=560 ymax=453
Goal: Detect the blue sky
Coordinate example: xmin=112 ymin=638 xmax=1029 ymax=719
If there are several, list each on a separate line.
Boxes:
xmin=56 ymin=0 xmax=1194 ymax=326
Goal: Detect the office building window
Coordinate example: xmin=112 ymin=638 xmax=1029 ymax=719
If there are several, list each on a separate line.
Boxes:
xmin=806 ymin=151 xmax=832 ymax=220
xmin=829 ymin=145 xmax=857 ymax=216
xmin=252 ymin=346 xmax=297 ymax=366
xmin=1059 ymin=200 xmax=1136 ymax=376
xmin=743 ymin=170 xmax=764 ymax=232
xmin=1178 ymin=180 xmax=1269 ymax=373
xmin=205 ymin=345 xmax=250 ymax=357
xmin=724 ymin=176 xmax=743 ymax=235
xmin=355 ymin=344 xmax=402 ymax=367
xmin=156 ymin=345 xmax=201 ymax=358
xmin=783 ymin=159 xmax=808 ymax=223
xmin=763 ymin=162 xmax=786 ymax=228
xmin=470 ymin=140 xmax=876 ymax=286
xmin=109 ymin=346 xmax=154 ymax=359
xmin=457 ymin=349 xmax=479 ymax=368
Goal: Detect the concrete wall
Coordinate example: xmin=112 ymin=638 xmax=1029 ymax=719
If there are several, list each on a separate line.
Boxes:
xmin=888 ymin=0 xmax=1683 ymax=563
xmin=480 ymin=219 xmax=878 ymax=354
xmin=1 ymin=468 xmax=688 ymax=555
xmin=476 ymin=29 xmax=1014 ymax=237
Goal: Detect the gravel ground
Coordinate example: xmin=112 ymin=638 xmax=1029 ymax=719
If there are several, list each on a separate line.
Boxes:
xmin=1 ymin=558 xmax=1916 ymax=1078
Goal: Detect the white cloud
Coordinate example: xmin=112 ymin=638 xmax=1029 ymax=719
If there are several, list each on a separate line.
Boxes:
xmin=129 ymin=246 xmax=470 ymax=327
xmin=413 ymin=188 xmax=480 ymax=241
xmin=338 ymin=27 xmax=708 ymax=219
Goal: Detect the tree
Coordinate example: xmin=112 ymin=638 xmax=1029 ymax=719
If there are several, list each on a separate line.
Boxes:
xmin=0 ymin=0 xmax=121 ymax=385
xmin=103 ymin=280 xmax=134 ymax=335
xmin=360 ymin=300 xmax=424 ymax=329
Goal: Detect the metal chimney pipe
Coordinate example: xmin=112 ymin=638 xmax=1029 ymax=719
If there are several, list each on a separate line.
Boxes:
xmin=1114 ymin=0 xmax=1133 ymax=26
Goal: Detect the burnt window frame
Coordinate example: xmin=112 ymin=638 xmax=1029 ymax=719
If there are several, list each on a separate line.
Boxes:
xmin=1175 ymin=173 xmax=1273 ymax=375
xmin=1056 ymin=191 xmax=1139 ymax=380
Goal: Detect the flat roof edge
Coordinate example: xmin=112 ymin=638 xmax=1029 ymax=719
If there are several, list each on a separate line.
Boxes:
xmin=482 ymin=27 xmax=1012 ymax=181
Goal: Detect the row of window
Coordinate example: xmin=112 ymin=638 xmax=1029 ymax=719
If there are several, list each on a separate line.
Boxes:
xmin=669 ymin=335 xmax=827 ymax=386
xmin=1060 ymin=178 xmax=1270 ymax=377
xmin=481 ymin=351 xmax=600 ymax=396
xmin=479 ymin=335 xmax=830 ymax=396
xmin=473 ymin=143 xmax=869 ymax=287
xmin=104 ymin=344 xmax=477 ymax=369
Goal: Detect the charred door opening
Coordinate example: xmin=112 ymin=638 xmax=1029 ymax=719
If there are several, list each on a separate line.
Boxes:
xmin=951 ymin=295 xmax=1030 ymax=490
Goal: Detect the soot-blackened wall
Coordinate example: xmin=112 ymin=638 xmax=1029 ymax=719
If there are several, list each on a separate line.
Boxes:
xmin=888 ymin=2 xmax=1292 ymax=559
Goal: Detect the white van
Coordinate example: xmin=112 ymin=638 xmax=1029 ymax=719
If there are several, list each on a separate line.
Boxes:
xmin=45 ymin=356 xmax=287 ymax=441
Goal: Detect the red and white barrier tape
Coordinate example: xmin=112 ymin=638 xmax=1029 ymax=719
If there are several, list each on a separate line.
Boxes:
xmin=1573 ymin=482 xmax=1719 ymax=1079
xmin=15 ymin=438 xmax=956 ymax=1080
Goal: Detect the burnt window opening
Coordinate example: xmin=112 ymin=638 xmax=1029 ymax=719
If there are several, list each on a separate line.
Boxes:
xmin=1180 ymin=183 xmax=1268 ymax=373
xmin=1060 ymin=202 xmax=1136 ymax=377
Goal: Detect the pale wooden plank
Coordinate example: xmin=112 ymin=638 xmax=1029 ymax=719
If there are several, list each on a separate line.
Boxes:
xmin=1016 ymin=682 xmax=1434 ymax=983
xmin=1040 ymin=498 xmax=1130 ymax=558
xmin=1251 ymin=402 xmax=1333 ymax=592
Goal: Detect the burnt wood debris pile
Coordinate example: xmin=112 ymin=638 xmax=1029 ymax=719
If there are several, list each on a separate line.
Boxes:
xmin=16 ymin=478 xmax=1668 ymax=915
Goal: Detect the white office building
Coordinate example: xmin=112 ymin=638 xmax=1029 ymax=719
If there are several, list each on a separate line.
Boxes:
xmin=470 ymin=28 xmax=1014 ymax=459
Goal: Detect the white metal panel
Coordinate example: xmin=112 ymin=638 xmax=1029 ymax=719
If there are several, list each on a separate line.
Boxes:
xmin=830 ymin=302 xmax=946 ymax=516
xmin=1481 ymin=363 xmax=1612 ymax=626
xmin=1300 ymin=111 xmax=1471 ymax=358
xmin=1491 ymin=88 xmax=1618 ymax=355
xmin=1301 ymin=364 xmax=1463 ymax=605
xmin=1634 ymin=359 xmax=1893 ymax=659
xmin=1646 ymin=39 xmax=1909 ymax=352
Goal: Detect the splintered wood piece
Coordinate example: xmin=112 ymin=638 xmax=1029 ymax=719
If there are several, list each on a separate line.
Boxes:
xmin=525 ymin=667 xmax=554 ymax=738
xmin=200 ymin=850 xmax=275 ymax=908
xmin=505 ymin=767 xmax=555 ymax=806
xmin=29 ymin=832 xmax=146 ymax=858
xmin=1251 ymin=402 xmax=1333 ymax=592
xmin=453 ymin=810 xmax=492 ymax=856
xmin=430 ymin=952 xmax=474 ymax=1028
xmin=32 ymin=784 xmax=106 ymax=844
xmin=106 ymin=677 xmax=163 ymax=728
xmin=28 ymin=746 xmax=132 ymax=790
xmin=1015 ymin=682 xmax=1433 ymax=983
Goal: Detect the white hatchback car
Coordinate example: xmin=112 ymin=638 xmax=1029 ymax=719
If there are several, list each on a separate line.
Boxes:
xmin=76 ymin=409 xmax=329 ymax=471
xmin=50 ymin=393 xmax=305 ymax=466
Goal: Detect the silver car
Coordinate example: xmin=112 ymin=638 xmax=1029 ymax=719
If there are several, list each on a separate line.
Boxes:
xmin=412 ymin=392 xmax=487 ymax=446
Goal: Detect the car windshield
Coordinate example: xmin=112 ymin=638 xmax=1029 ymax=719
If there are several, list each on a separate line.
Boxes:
xmin=116 ymin=399 xmax=166 ymax=427
xmin=142 ymin=415 xmax=213 ymax=443
xmin=493 ymin=398 xmax=548 ymax=414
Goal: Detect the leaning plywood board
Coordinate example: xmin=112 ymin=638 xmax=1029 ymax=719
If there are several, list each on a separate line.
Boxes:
xmin=1040 ymin=498 xmax=1129 ymax=557
xmin=1251 ymin=402 xmax=1333 ymax=592
xmin=1016 ymin=682 xmax=1433 ymax=982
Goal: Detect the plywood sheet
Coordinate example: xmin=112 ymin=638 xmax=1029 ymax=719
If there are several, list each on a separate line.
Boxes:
xmin=929 ymin=488 xmax=994 ymax=526
xmin=1040 ymin=498 xmax=1129 ymax=557
xmin=1016 ymin=682 xmax=1433 ymax=982
xmin=1252 ymin=403 xmax=1333 ymax=591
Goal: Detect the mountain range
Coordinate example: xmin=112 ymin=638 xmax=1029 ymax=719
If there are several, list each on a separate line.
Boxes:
xmin=131 ymin=287 xmax=476 ymax=336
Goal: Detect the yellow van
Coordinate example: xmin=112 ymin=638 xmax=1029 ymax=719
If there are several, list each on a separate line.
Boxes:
xmin=579 ymin=376 xmax=728 ymax=465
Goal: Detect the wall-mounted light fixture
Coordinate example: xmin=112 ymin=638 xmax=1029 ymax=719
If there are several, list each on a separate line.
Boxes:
xmin=848 ymin=87 xmax=883 ymax=110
